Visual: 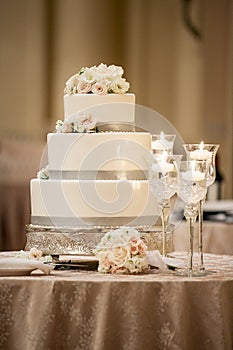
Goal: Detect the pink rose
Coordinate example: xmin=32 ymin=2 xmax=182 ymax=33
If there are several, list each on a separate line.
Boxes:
xmin=130 ymin=237 xmax=147 ymax=256
xmin=62 ymin=123 xmax=72 ymax=133
xmin=92 ymin=82 xmax=108 ymax=95
xmin=137 ymin=239 xmax=147 ymax=255
xmin=77 ymin=81 xmax=92 ymax=94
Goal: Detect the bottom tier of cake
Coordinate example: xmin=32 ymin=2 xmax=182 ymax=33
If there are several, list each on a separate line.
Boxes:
xmin=25 ymin=224 xmax=174 ymax=256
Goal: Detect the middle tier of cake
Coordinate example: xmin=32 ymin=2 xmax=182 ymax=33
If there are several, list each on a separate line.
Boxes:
xmin=30 ymin=179 xmax=160 ymax=227
xmin=47 ymin=132 xmax=151 ymax=180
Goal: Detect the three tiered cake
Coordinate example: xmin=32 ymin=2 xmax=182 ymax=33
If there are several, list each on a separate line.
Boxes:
xmin=26 ymin=64 xmax=170 ymax=255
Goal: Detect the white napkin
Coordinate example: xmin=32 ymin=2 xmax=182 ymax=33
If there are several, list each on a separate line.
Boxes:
xmin=0 ymin=258 xmax=53 ymax=275
xmin=147 ymin=250 xmax=183 ymax=271
xmin=147 ymin=251 xmax=168 ymax=271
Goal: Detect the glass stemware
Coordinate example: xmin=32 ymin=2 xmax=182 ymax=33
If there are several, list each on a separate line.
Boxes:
xmin=149 ymin=156 xmax=180 ymax=256
xmin=176 ymin=160 xmax=209 ymax=277
xmin=183 ymin=144 xmax=219 ymax=273
xmin=151 ymin=132 xmax=176 ymax=159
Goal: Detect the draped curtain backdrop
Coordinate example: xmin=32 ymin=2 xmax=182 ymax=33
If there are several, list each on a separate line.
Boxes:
xmin=0 ymin=0 xmax=232 ymax=197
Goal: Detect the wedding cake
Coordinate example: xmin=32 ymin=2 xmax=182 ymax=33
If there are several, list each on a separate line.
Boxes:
xmin=26 ymin=63 xmax=164 ymax=255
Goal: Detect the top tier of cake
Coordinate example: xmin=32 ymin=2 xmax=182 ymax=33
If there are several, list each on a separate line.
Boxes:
xmin=63 ymin=63 xmax=135 ymax=124
xmin=64 ymin=93 xmax=135 ymax=124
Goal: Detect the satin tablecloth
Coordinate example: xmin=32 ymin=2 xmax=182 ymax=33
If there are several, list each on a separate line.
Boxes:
xmin=0 ymin=252 xmax=232 ymax=350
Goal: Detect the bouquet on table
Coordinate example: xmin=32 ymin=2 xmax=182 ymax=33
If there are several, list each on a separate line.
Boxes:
xmin=95 ymin=227 xmax=149 ymax=274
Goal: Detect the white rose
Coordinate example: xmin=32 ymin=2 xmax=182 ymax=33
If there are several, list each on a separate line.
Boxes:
xmin=110 ymin=78 xmax=130 ymax=94
xmin=107 ymin=246 xmax=131 ymax=267
xmin=107 ymin=65 xmax=124 ymax=80
xmin=92 ymin=82 xmax=108 ymax=95
xmin=79 ymin=67 xmax=97 ymax=84
xmin=73 ymin=124 xmax=85 ymax=133
xmin=37 ymin=165 xmax=49 ymax=180
xmin=96 ymin=63 xmax=109 ymax=77
xmin=55 ymin=120 xmax=64 ymax=133
xmin=64 ymin=74 xmax=80 ymax=95
xmin=77 ymin=81 xmax=92 ymax=94
xmin=28 ymin=247 xmax=43 ymax=260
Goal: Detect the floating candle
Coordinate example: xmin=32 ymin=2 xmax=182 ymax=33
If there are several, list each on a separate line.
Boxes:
xmin=182 ymin=170 xmax=205 ymax=181
xmin=152 ymin=162 xmax=174 ymax=173
xmin=189 ymin=141 xmax=212 ymax=160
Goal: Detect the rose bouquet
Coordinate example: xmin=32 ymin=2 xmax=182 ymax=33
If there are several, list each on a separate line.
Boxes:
xmin=64 ymin=63 xmax=130 ymax=95
xmin=95 ymin=227 xmax=149 ymax=274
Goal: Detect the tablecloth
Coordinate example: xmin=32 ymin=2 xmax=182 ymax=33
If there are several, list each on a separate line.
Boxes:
xmin=0 ymin=252 xmax=232 ymax=350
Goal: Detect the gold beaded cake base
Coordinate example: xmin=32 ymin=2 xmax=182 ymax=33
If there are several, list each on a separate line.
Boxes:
xmin=25 ymin=224 xmax=174 ymax=256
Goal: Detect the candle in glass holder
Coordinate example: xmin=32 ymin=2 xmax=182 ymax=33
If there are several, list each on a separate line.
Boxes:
xmin=152 ymin=161 xmax=174 ymax=173
xmin=189 ymin=141 xmax=212 ymax=160
xmin=182 ymin=170 xmax=205 ymax=181
xmin=151 ymin=131 xmax=173 ymax=151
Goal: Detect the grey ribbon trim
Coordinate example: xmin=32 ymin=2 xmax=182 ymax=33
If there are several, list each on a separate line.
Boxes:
xmin=31 ymin=215 xmax=157 ymax=227
xmin=49 ymin=170 xmax=148 ymax=180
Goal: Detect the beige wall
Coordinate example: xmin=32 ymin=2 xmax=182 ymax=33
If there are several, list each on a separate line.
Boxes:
xmin=0 ymin=0 xmax=232 ymax=197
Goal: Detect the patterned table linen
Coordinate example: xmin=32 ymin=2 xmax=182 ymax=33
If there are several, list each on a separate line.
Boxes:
xmin=0 ymin=252 xmax=232 ymax=350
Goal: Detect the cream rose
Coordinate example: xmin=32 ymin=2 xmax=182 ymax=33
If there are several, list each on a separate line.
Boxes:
xmin=107 ymin=65 xmax=124 ymax=80
xmin=79 ymin=67 xmax=97 ymax=84
xmin=110 ymin=78 xmax=130 ymax=94
xmin=28 ymin=247 xmax=43 ymax=260
xmin=64 ymin=74 xmax=79 ymax=95
xmin=97 ymin=251 xmax=112 ymax=273
xmin=107 ymin=246 xmax=130 ymax=267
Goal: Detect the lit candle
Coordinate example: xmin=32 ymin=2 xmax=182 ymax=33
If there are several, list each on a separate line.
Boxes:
xmin=182 ymin=170 xmax=205 ymax=181
xmin=152 ymin=162 xmax=174 ymax=173
xmin=151 ymin=132 xmax=173 ymax=151
xmin=190 ymin=141 xmax=212 ymax=160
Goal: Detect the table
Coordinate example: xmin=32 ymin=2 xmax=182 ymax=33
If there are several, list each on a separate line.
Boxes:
xmin=0 ymin=252 xmax=232 ymax=350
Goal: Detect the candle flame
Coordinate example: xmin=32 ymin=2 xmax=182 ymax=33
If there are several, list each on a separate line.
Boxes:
xmin=200 ymin=141 xmax=204 ymax=150
xmin=160 ymin=131 xmax=165 ymax=140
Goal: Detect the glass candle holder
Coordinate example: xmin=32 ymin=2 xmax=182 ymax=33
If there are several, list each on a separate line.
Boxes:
xmin=183 ymin=143 xmax=219 ymax=274
xmin=151 ymin=132 xmax=176 ymax=160
xmin=176 ymin=160 xmax=209 ymax=277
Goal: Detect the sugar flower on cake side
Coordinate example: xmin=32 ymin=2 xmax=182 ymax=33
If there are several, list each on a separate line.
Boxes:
xmin=64 ymin=63 xmax=130 ymax=95
xmin=55 ymin=112 xmax=97 ymax=133
xmin=95 ymin=227 xmax=149 ymax=274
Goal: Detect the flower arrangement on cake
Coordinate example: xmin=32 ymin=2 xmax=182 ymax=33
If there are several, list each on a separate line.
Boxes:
xmin=55 ymin=112 xmax=97 ymax=133
xmin=37 ymin=165 xmax=49 ymax=179
xmin=64 ymin=63 xmax=130 ymax=95
xmin=95 ymin=227 xmax=149 ymax=274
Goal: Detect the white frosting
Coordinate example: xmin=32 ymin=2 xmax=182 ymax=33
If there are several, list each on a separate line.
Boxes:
xmin=64 ymin=93 xmax=135 ymax=123
xmin=30 ymin=179 xmax=159 ymax=224
xmin=48 ymin=132 xmax=151 ymax=173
